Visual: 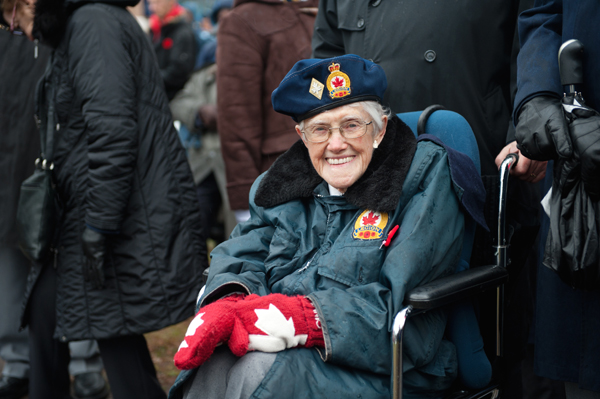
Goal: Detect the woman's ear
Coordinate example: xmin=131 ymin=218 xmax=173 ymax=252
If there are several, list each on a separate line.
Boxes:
xmin=375 ymin=115 xmax=388 ymax=143
xmin=295 ymin=125 xmax=307 ymax=146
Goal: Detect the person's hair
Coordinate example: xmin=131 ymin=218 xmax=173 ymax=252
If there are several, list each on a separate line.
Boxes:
xmin=298 ymin=101 xmax=391 ymax=133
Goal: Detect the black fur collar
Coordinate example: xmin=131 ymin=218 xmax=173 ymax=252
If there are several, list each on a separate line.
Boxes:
xmin=255 ymin=115 xmax=417 ymax=212
xmin=33 ymin=0 xmax=68 ymax=48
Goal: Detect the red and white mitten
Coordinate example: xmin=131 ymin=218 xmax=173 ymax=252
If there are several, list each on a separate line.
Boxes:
xmin=174 ymin=294 xmax=245 ymax=370
xmin=228 ymin=294 xmax=324 ymax=357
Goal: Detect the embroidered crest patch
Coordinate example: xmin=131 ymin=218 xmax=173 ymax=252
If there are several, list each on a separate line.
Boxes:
xmin=353 ymin=210 xmax=388 ymax=240
xmin=309 ymin=78 xmax=325 ymax=100
xmin=326 ymin=62 xmax=351 ymax=99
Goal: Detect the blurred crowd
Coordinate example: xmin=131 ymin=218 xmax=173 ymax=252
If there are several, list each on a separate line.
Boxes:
xmin=1 ymin=0 xmax=599 ymax=399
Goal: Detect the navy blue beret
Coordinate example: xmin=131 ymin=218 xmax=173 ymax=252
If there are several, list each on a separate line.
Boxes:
xmin=272 ymin=54 xmax=387 ymax=122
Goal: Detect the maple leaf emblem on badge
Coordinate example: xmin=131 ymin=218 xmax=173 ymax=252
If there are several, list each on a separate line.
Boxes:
xmin=362 ymin=212 xmax=379 ymax=225
xmin=310 ymin=82 xmax=321 ymax=94
xmin=332 ymin=76 xmax=345 ymax=88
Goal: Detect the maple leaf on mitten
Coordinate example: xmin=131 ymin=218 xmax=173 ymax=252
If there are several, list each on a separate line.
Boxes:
xmin=174 ymin=294 xmax=245 ymax=370
xmin=228 ymin=294 xmax=324 ymax=357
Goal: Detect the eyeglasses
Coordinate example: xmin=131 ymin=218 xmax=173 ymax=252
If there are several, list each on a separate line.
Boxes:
xmin=302 ymin=120 xmax=373 ymax=143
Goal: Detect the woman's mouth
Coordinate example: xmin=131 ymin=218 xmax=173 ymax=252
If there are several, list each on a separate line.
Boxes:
xmin=327 ymin=156 xmax=354 ymax=165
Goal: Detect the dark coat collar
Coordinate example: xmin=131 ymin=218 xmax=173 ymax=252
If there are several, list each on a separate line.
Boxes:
xmin=255 ymin=115 xmax=417 ymax=212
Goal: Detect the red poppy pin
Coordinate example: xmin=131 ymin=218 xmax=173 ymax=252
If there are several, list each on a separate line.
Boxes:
xmin=162 ymin=38 xmax=174 ymax=50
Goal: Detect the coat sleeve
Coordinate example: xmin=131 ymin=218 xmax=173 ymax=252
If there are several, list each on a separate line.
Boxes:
xmin=201 ymin=174 xmax=276 ymax=305
xmin=216 ymin=12 xmax=265 ymax=210
xmin=311 ymin=0 xmax=346 ymax=58
xmin=169 ymin=66 xmax=214 ymax=132
xmin=513 ymin=0 xmax=563 ymax=120
xmin=309 ymin=146 xmax=464 ymax=375
xmin=67 ymin=7 xmax=138 ymax=231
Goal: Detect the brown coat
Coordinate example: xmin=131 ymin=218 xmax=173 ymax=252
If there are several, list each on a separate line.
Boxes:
xmin=216 ymin=0 xmax=318 ymax=210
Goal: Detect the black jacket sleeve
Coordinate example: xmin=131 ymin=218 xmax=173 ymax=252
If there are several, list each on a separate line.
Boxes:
xmin=68 ymin=6 xmax=138 ymax=231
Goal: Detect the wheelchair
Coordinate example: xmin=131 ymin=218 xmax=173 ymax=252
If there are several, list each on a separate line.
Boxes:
xmin=392 ymin=107 xmax=518 ymax=399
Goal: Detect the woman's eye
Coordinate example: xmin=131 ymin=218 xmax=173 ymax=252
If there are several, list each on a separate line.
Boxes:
xmin=313 ymin=126 xmax=328 ymax=133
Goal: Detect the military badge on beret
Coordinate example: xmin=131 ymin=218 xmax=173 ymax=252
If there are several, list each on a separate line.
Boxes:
xmin=326 ymin=63 xmax=351 ymax=99
xmin=309 ymin=78 xmax=325 ymax=100
xmin=272 ymin=54 xmax=386 ymax=122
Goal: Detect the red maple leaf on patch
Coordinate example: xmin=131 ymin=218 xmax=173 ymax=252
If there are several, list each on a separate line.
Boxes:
xmin=362 ymin=212 xmax=379 ymax=226
xmin=332 ymin=76 xmax=345 ymax=88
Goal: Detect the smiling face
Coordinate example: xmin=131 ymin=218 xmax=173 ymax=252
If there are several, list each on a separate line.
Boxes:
xmin=296 ymin=104 xmax=387 ymax=193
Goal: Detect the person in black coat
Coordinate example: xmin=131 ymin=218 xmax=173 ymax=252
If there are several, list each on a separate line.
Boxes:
xmin=0 ymin=7 xmax=111 ymax=399
xmin=513 ymin=1 xmax=600 ymax=397
xmin=312 ymin=0 xmax=530 ymax=178
xmin=148 ymin=0 xmax=197 ymax=100
xmin=0 ymin=4 xmax=48 ymax=398
xmin=12 ymin=0 xmax=207 ymax=398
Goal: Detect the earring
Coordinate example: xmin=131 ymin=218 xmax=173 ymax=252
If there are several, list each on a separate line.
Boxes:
xmin=373 ymin=140 xmax=378 ymax=149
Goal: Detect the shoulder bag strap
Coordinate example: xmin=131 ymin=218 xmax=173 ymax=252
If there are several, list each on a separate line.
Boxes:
xmin=37 ymin=53 xmax=55 ymax=165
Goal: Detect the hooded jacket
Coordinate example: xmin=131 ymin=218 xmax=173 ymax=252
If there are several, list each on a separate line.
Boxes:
xmin=21 ymin=0 xmax=207 ymax=341
xmin=170 ymin=116 xmax=487 ymax=399
xmin=216 ymin=0 xmax=319 ymax=210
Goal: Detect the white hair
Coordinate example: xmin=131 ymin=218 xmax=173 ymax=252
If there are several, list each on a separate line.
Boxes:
xmin=298 ymin=101 xmax=391 ymax=133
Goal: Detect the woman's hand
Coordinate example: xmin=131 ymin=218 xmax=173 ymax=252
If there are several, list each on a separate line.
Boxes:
xmin=174 ymin=294 xmax=245 ymax=370
xmin=173 ymin=293 xmax=324 ymax=370
xmin=227 ymin=294 xmax=324 ymax=357
xmin=495 ymin=141 xmax=547 ymax=183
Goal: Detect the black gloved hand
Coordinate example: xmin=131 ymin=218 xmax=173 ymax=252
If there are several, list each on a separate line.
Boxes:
xmin=81 ymin=227 xmax=106 ymax=289
xmin=570 ymin=106 xmax=600 ymax=201
xmin=515 ymin=96 xmax=572 ymax=161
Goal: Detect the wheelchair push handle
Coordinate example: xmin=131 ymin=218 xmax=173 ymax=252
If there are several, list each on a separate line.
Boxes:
xmin=559 ymin=39 xmax=584 ymax=94
xmin=496 ymin=153 xmax=518 ymax=269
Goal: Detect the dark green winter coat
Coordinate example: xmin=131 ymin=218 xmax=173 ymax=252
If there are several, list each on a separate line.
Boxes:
xmin=171 ymin=117 xmax=482 ymax=398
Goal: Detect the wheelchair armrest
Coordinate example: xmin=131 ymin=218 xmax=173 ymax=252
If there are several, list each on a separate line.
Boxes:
xmin=406 ymin=265 xmax=508 ymax=310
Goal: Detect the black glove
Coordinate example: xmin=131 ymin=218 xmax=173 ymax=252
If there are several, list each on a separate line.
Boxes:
xmin=81 ymin=227 xmax=106 ymax=289
xmin=515 ymin=96 xmax=572 ymax=160
xmin=570 ymin=106 xmax=600 ymax=201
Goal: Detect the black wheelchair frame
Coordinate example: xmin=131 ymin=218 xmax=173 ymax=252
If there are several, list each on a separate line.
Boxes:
xmin=392 ymin=154 xmax=519 ymax=399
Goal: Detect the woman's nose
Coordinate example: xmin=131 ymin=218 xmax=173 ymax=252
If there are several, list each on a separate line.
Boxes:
xmin=327 ymin=129 xmax=347 ymax=151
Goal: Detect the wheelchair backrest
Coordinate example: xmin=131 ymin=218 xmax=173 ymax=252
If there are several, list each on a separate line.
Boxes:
xmin=397 ymin=109 xmax=492 ymax=390
xmin=398 ymin=109 xmax=480 ymax=273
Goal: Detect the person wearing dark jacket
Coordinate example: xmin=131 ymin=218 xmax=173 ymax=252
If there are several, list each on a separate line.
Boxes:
xmin=0 ymin=5 xmax=48 ymax=399
xmin=512 ymin=1 xmax=600 ymax=397
xmin=12 ymin=0 xmax=207 ymax=398
xmin=149 ymin=0 xmax=197 ymax=100
xmin=312 ymin=0 xmax=532 ymax=178
xmin=0 ymin=3 xmax=111 ymax=399
xmin=216 ymin=0 xmax=318 ymax=222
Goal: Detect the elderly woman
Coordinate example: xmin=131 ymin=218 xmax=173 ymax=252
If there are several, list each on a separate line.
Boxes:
xmin=170 ymin=55 xmax=484 ymax=399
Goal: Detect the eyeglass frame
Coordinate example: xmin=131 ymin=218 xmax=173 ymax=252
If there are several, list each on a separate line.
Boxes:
xmin=301 ymin=120 xmax=373 ymax=143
